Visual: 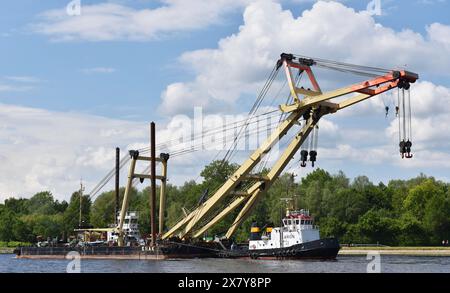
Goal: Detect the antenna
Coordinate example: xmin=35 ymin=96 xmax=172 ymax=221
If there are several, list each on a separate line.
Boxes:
xmin=79 ymin=178 xmax=85 ymax=228
xmin=280 ymin=197 xmax=294 ymax=215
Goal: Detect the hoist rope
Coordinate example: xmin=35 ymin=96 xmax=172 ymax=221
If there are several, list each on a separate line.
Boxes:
xmin=220 ymin=64 xmax=280 ymax=166
xmin=87 ymin=109 xmax=281 ymax=199
xmin=313 ymin=125 xmax=319 ymax=151
xmin=407 ymin=89 xmax=412 ymax=141
xmin=402 ymin=89 xmax=407 ymax=142
xmin=397 ymin=89 xmax=401 ymax=143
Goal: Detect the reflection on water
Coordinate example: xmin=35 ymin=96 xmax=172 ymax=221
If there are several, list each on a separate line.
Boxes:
xmin=1 ymin=254 xmax=449 ymax=273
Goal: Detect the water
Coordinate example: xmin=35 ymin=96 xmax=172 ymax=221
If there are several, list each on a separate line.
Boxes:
xmin=1 ymin=254 xmax=450 ymax=273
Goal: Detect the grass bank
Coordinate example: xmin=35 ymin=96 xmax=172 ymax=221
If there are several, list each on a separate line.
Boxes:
xmin=339 ymin=246 xmax=450 ymax=256
xmin=0 ymin=242 xmax=32 ymax=254
xmin=0 ymin=247 xmax=14 ymax=254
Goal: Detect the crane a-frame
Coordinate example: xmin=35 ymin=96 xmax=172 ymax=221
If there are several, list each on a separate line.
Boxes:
xmin=160 ymin=53 xmax=418 ymax=241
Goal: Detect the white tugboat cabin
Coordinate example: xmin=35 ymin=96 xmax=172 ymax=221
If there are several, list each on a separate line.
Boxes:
xmin=249 ymin=209 xmax=320 ymax=250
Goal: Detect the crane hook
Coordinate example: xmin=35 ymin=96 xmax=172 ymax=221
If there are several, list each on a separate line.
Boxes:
xmin=405 ymin=140 xmax=413 ymax=159
xmin=399 ymin=140 xmax=406 ymax=158
xmin=300 ymin=150 xmax=308 ymax=168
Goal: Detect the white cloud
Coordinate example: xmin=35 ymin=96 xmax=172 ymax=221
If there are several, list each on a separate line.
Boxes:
xmin=0 ymin=84 xmax=33 ymax=92
xmin=4 ymin=76 xmax=41 ymax=83
xmin=81 ymin=67 xmax=116 ymax=74
xmin=0 ymin=102 xmax=281 ymax=201
xmin=7 ymin=0 xmax=450 ymax=202
xmin=1 ymin=79 xmax=448 ymax=202
xmin=0 ymin=103 xmax=150 ymax=201
xmin=315 ymin=81 xmax=450 ymax=169
xmin=32 ymin=1 xmax=251 ymax=42
xmin=385 ymin=81 xmax=450 ymax=147
xmin=427 ymin=22 xmax=450 ymax=47
xmin=0 ymin=75 xmax=41 ymax=92
xmin=158 ymin=0 xmax=450 ymax=116
xmin=417 ymin=0 xmax=446 ymax=5
xmin=153 ymin=0 xmax=450 ymax=178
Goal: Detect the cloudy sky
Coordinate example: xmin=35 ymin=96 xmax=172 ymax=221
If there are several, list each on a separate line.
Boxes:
xmin=1 ymin=0 xmax=449 ymax=202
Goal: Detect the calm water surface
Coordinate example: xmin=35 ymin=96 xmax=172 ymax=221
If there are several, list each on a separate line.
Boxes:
xmin=1 ymin=254 xmax=449 ymax=273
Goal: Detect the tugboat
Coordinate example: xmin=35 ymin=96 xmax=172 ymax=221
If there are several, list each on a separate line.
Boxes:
xmin=223 ymin=208 xmax=340 ymax=260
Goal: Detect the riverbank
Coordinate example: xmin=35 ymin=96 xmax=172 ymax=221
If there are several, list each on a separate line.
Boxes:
xmin=0 ymin=242 xmax=32 ymax=254
xmin=4 ymin=246 xmax=450 ymax=256
xmin=339 ymin=246 xmax=450 ymax=256
xmin=0 ymin=248 xmax=14 ymax=254
xmin=1 ymin=253 xmax=450 ymax=273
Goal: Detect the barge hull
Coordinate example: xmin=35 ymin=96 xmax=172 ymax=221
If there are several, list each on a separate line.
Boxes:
xmin=15 ymin=238 xmax=340 ymax=260
xmin=221 ymin=238 xmax=340 ymax=260
xmin=15 ymin=243 xmax=219 ymax=260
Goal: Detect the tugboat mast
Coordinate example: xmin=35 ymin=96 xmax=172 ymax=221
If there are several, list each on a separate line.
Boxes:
xmin=79 ymin=179 xmax=85 ymax=228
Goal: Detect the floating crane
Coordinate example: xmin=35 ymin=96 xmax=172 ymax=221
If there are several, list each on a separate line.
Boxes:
xmin=159 ymin=53 xmax=418 ymax=241
xmin=95 ymin=53 xmax=418 ymax=246
xmin=16 ymin=53 xmax=419 ymax=259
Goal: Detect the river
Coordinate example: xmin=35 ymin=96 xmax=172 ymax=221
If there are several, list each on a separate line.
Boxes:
xmin=1 ymin=254 xmax=450 ymax=273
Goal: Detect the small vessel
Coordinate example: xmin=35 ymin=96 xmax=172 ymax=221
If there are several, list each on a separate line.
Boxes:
xmin=222 ymin=209 xmax=340 ymax=260
xmin=15 ymin=211 xmax=221 ymax=259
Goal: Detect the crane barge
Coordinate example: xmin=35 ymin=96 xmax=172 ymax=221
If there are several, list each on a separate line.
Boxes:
xmin=15 ymin=53 xmax=418 ymax=260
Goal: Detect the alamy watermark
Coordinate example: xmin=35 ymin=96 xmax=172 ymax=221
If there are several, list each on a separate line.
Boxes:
xmin=366 ymin=0 xmax=382 ymax=16
xmin=66 ymin=251 xmax=81 ymax=273
xmin=366 ymin=251 xmax=381 ymax=273
xmin=163 ymin=107 xmax=282 ymax=156
xmin=66 ymin=0 xmax=81 ymax=16
xmin=65 ymin=0 xmax=381 ymax=17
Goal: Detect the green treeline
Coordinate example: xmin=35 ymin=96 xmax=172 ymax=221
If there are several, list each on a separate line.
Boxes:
xmin=1 ymin=160 xmax=449 ymax=246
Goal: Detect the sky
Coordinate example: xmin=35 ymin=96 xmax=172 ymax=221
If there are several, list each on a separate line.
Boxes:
xmin=1 ymin=0 xmax=450 ymax=202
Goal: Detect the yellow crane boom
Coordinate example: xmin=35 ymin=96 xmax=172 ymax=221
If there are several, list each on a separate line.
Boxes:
xmin=160 ymin=53 xmax=418 ymax=240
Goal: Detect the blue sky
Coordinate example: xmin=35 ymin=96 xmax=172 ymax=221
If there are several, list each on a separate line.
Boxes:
xmin=1 ymin=0 xmax=241 ymax=120
xmin=1 ymin=0 xmax=450 ymax=200
xmin=2 ymin=0 xmax=449 ymax=119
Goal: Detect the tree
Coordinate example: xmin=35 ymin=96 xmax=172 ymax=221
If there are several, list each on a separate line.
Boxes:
xmin=319 ymin=217 xmax=346 ymax=239
xmin=397 ymin=212 xmax=428 ymax=246
xmin=356 ymin=209 xmax=399 ymax=245
xmin=0 ymin=209 xmax=18 ymax=242
xmin=403 ymin=179 xmax=444 ymax=218
xmin=26 ymin=191 xmax=58 ymax=215
xmin=13 ymin=217 xmax=33 ymax=242
xmin=90 ymin=189 xmax=121 ymax=228
xmin=63 ymin=191 xmax=91 ymax=238
xmin=326 ymin=188 xmax=368 ymax=224
xmin=1 ymin=167 xmax=449 ymax=246
xmin=423 ymin=192 xmax=450 ymax=244
xmin=300 ymin=168 xmax=332 ymax=187
xmin=4 ymin=198 xmax=28 ymax=215
xmin=200 ymin=160 xmax=239 ymax=194
xmin=21 ymin=214 xmax=64 ymax=240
